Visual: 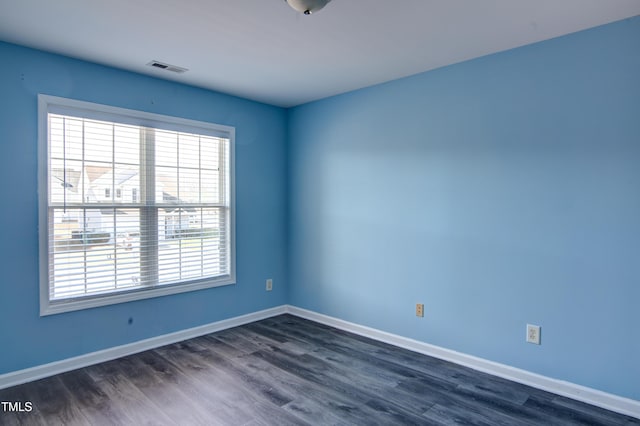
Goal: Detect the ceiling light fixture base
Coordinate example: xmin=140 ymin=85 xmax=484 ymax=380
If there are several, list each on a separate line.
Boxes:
xmin=285 ymin=0 xmax=332 ymax=15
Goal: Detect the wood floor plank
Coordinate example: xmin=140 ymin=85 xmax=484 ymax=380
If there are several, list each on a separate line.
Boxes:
xmin=57 ymin=368 xmax=131 ymax=425
xmin=153 ymin=340 xmax=308 ymax=425
xmin=0 ymin=382 xmax=46 ymax=426
xmin=212 ymin=328 xmax=266 ymax=354
xmin=235 ymin=355 xmax=373 ymax=425
xmin=111 ymin=354 xmax=218 ymax=424
xmin=203 ymin=343 xmax=376 ymax=425
xmin=160 ymin=341 xmax=296 ymax=408
xmin=252 ymin=347 xmax=437 ymax=425
xmin=523 ymin=393 xmax=638 ymax=426
xmin=231 ymin=326 xmax=309 ymax=356
xmin=398 ymin=376 xmax=560 ymax=426
xmin=85 ymin=361 xmax=176 ymax=426
xmin=202 ymin=333 xmax=430 ymax=425
xmin=250 ymin=319 xmax=458 ymax=393
xmin=281 ymin=397 xmax=359 ymax=426
xmin=238 ymin=325 xmax=439 ymax=414
xmin=22 ymin=376 xmax=91 ymax=426
xmin=264 ymin=316 xmax=472 ymax=378
xmin=551 ymin=394 xmax=640 ymax=425
xmin=423 ymin=402 xmax=532 ymax=426
xmin=141 ymin=348 xmax=265 ymax=425
xmin=1 ymin=314 xmax=637 ymax=425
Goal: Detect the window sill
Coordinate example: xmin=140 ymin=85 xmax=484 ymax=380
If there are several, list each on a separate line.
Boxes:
xmin=40 ymin=275 xmax=235 ymax=316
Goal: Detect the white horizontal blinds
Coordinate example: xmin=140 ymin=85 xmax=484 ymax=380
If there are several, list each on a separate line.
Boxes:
xmin=154 ymin=130 xmax=230 ymax=284
xmin=218 ymin=135 xmax=231 ymax=274
xmin=48 ymin=113 xmax=230 ymax=301
xmin=49 ymin=115 xmax=142 ymax=300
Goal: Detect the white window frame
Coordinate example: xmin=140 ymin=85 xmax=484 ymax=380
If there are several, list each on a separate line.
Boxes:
xmin=38 ymin=95 xmax=236 ymax=316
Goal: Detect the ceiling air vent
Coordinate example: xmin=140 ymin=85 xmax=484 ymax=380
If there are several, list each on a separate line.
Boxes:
xmin=146 ymin=60 xmax=188 ymax=74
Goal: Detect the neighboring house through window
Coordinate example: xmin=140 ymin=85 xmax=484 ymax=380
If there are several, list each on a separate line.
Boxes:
xmin=38 ymin=95 xmax=235 ymax=315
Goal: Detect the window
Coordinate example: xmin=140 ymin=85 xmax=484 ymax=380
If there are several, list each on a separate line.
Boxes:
xmin=38 ymin=95 xmax=235 ymax=315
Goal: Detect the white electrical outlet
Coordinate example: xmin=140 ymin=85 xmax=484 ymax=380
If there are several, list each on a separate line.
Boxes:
xmin=266 ymin=279 xmax=273 ymax=291
xmin=526 ymin=324 xmax=541 ymax=345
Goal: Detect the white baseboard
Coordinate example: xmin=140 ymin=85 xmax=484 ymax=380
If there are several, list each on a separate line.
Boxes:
xmin=285 ymin=305 xmax=640 ymax=420
xmin=0 ymin=305 xmax=287 ymax=391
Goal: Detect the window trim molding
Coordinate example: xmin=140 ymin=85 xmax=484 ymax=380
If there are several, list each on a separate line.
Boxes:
xmin=38 ymin=94 xmax=236 ymax=316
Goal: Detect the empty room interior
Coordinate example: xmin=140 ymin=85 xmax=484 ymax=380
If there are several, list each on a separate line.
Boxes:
xmin=1 ymin=0 xmax=639 ymax=424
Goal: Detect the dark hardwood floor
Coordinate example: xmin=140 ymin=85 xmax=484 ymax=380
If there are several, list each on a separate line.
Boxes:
xmin=1 ymin=314 xmax=638 ymax=425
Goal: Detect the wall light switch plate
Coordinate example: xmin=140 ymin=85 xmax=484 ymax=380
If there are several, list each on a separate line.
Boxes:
xmin=266 ymin=279 xmax=273 ymax=291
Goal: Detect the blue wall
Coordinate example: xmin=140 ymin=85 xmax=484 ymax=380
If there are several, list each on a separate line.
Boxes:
xmin=288 ymin=17 xmax=640 ymax=400
xmin=0 ymin=42 xmax=288 ymax=374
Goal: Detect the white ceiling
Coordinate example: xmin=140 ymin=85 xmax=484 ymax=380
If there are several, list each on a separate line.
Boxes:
xmin=1 ymin=0 xmax=639 ymax=107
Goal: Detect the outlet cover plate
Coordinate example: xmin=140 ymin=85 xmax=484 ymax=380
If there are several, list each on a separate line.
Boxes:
xmin=526 ymin=324 xmax=541 ymax=345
